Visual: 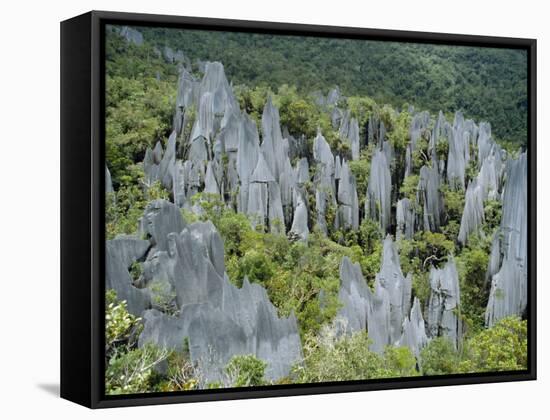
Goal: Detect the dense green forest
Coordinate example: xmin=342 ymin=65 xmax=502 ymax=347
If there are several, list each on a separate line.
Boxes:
xmin=136 ymin=26 xmax=528 ymax=146
xmin=104 ymin=26 xmax=528 ymax=394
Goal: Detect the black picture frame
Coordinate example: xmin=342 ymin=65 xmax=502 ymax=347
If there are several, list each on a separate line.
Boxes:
xmin=60 ymin=10 xmax=537 ymax=409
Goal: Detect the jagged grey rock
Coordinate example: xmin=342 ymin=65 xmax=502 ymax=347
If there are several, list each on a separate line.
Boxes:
xmin=331 ymin=107 xmax=343 ymax=129
xmin=290 ymin=194 xmax=309 ymax=241
xmin=396 ymin=198 xmax=415 ymax=240
xmin=143 ymin=131 xmax=177 ymax=191
xmin=335 ymin=160 xmax=359 ymax=230
xmin=204 ymin=161 xmax=220 ymax=195
xmin=336 ymin=257 xmax=372 ymax=334
xmin=374 ymin=236 xmax=412 ymax=347
xmin=106 ymin=236 xmax=150 ymax=315
xmin=261 ymin=97 xmax=286 ymax=181
xmin=268 ymin=181 xmax=285 ymax=234
xmin=105 ymin=166 xmax=113 ymax=194
xmin=426 ymin=259 xmax=462 ymax=348
xmin=296 ymin=157 xmax=310 ymax=185
xmin=418 ymin=165 xmax=443 ymax=232
xmin=458 ymin=178 xmax=485 ymax=245
xmin=366 ymin=150 xmax=391 ymax=232
xmin=313 ymin=132 xmax=335 ymax=234
xmin=119 ymin=26 xmax=143 ymax=45
xmin=349 ymin=118 xmax=360 ymax=160
xmin=138 ymin=218 xmax=302 ymax=383
xmin=336 ymin=237 xmax=413 ymax=353
xmin=485 ymin=153 xmax=528 ymax=326
xmin=236 ymin=114 xmax=260 ymax=212
xmin=140 ymin=199 xmax=186 ymax=252
xmin=398 ymin=297 xmax=428 ymax=359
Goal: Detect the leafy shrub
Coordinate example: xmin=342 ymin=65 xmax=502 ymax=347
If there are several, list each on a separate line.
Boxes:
xmin=105 ymin=290 xmax=142 ymax=353
xmin=458 ymin=316 xmax=527 ymax=373
xmin=224 ymin=355 xmax=267 ymax=387
xmin=420 ymin=337 xmax=460 ymax=376
xmin=105 ymin=343 xmax=169 ymax=395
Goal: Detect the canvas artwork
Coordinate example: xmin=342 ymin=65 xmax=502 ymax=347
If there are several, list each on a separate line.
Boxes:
xmin=104 ymin=24 xmax=529 ymax=395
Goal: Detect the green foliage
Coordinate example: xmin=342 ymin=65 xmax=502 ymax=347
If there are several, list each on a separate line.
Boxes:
xmin=420 ymin=337 xmax=460 ymax=376
xmin=150 ymin=280 xmax=178 ymax=315
xmin=106 ymin=168 xmax=170 ymax=240
xmin=441 ymin=184 xmax=465 ymax=229
xmin=294 ymin=330 xmax=418 ymax=383
xmin=105 ymin=343 xmax=169 ymax=395
xmin=105 ymin=290 xmax=142 ymax=353
xmin=387 ymin=110 xmax=412 ymax=153
xmin=161 ymin=349 xmax=200 ymax=392
xmin=400 ymin=175 xmax=420 ymax=204
xmin=458 ymin=317 xmax=528 ymax=373
xmin=456 ymin=239 xmax=490 ymax=333
xmin=484 ymin=199 xmax=502 ymax=233
xmin=383 ymin=346 xmax=419 ymax=377
xmin=225 ymin=355 xmax=267 ymax=387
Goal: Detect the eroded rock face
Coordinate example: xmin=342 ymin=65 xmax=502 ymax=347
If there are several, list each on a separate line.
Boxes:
xmin=398 ymin=297 xmax=428 ymax=359
xmin=106 ymin=236 xmax=150 ymax=315
xmin=366 ymin=150 xmax=391 ymax=232
xmin=144 ymin=131 xmax=177 ymax=191
xmin=418 ymin=165 xmax=443 ymax=232
xmin=136 ymin=213 xmax=302 ymax=383
xmin=105 ymin=166 xmax=113 ymax=194
xmin=140 ymin=199 xmax=186 ymax=252
xmin=313 ymin=132 xmax=335 ymax=235
xmin=119 ymin=26 xmax=143 ymax=45
xmin=372 ymin=236 xmax=412 ymax=349
xmin=336 ymin=256 xmax=372 ymax=334
xmin=396 ymin=198 xmax=415 ymax=240
xmin=335 ymin=160 xmax=359 ymax=230
xmin=485 ymin=153 xmax=528 ymax=326
xmin=290 ymin=194 xmax=309 ymax=241
xmin=458 ymin=178 xmax=485 ymax=245
xmin=336 ymin=237 xmax=414 ymax=353
xmin=426 ymin=259 xmax=461 ymax=348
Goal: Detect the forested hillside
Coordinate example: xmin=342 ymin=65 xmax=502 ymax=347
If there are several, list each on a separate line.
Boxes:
xmin=104 ymin=26 xmax=528 ymax=394
xmin=136 ymin=26 xmax=528 ymax=147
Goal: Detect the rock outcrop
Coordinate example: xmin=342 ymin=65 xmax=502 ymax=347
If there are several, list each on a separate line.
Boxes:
xmin=486 ymin=153 xmax=528 ymax=326
xmin=106 ymin=236 xmax=150 ymax=315
xmin=136 ymin=212 xmax=302 ymax=383
xmin=426 ymin=259 xmax=462 ymax=348
xmin=366 ymin=150 xmax=392 ymax=232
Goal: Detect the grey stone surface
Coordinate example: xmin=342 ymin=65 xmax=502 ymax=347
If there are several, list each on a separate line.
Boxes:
xmin=336 ymin=257 xmax=372 ymax=334
xmin=336 ymin=237 xmax=414 ymax=353
xmin=106 ymin=236 xmax=150 ymax=315
xmin=290 ymin=193 xmax=309 ymax=241
xmin=237 ymin=114 xmax=260 ymax=212
xmin=268 ymin=181 xmax=285 ymax=234
xmin=427 ymin=259 xmax=462 ymax=348
xmin=260 ymin=97 xmax=287 ymax=183
xmin=140 ymin=199 xmax=186 ymax=252
xmin=137 ymin=218 xmax=302 ymax=384
xmin=374 ymin=236 xmax=412 ymax=347
xmin=143 ymin=131 xmax=177 ymax=191
xmin=105 ymin=166 xmax=113 ymax=194
xmin=119 ymin=26 xmax=143 ymax=45
xmin=204 ymin=161 xmax=220 ymax=195
xmin=458 ymin=178 xmax=485 ymax=245
xmin=398 ymin=297 xmax=428 ymax=359
xmin=485 ymin=153 xmax=528 ymax=326
xmin=366 ymin=150 xmax=391 ymax=232
xmin=396 ymin=198 xmax=415 ymax=240
xmin=418 ymin=165 xmax=443 ymax=232
xmin=335 ymin=160 xmax=359 ymax=230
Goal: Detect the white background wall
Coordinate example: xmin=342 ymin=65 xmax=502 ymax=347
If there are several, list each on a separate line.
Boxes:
xmin=0 ymin=0 xmax=546 ymax=417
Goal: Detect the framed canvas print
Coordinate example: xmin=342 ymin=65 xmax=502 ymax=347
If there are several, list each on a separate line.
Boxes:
xmin=60 ymin=11 xmax=536 ymax=408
